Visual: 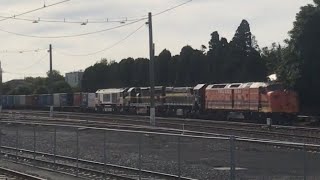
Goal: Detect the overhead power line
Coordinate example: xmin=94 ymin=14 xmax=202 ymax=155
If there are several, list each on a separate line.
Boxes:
xmin=0 ymin=0 xmax=192 ymax=39
xmin=56 ymin=23 xmax=145 ymax=56
xmin=0 ymin=0 xmax=71 ymax=22
xmin=0 ymin=15 xmax=145 ymax=24
xmin=0 ymin=48 xmax=47 ymax=54
xmin=0 ymin=18 xmax=145 ymax=39
xmin=153 ymin=0 xmax=192 ymax=17
xmin=0 ymin=0 xmax=191 ymax=25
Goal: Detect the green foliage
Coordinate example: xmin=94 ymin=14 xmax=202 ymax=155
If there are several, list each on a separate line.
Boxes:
xmin=207 ymin=20 xmax=267 ymax=83
xmin=261 ymin=43 xmax=283 ymax=74
xmin=47 ymin=70 xmax=64 ymax=82
xmin=284 ymin=2 xmax=320 ymax=107
xmin=2 ymin=69 xmax=71 ymax=95
xmin=51 ymin=81 xmax=72 ymax=93
xmin=34 ymin=86 xmax=48 ymax=94
xmin=81 ymin=19 xmax=268 ymax=91
xmin=9 ymin=85 xmax=33 ymax=95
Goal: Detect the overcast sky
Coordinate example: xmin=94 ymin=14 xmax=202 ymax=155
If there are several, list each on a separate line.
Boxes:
xmin=0 ymin=0 xmax=313 ymax=82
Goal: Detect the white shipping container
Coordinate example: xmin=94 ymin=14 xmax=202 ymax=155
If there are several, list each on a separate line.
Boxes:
xmin=87 ymin=93 xmax=96 ymax=108
xmin=53 ymin=94 xmax=60 ymax=107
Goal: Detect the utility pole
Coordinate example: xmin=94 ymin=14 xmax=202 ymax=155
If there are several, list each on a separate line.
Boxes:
xmin=49 ymin=44 xmax=54 ymax=115
xmin=148 ymin=12 xmax=155 ymax=126
xmin=49 ymin=44 xmax=53 ymax=93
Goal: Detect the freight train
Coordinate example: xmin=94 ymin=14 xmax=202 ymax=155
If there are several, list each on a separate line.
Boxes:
xmin=0 ymin=82 xmax=299 ymax=124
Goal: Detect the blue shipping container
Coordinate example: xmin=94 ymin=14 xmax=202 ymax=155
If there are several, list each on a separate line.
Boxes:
xmin=7 ymin=96 xmax=14 ymax=108
xmin=39 ymin=94 xmax=53 ymax=106
xmin=1 ymin=96 xmax=8 ymax=108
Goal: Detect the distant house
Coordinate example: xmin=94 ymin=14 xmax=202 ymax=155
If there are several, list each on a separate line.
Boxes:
xmin=65 ymin=71 xmax=84 ymax=88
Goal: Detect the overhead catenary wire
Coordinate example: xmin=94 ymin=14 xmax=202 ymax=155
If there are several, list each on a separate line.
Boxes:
xmin=55 ymin=23 xmax=145 ymax=56
xmin=0 ymin=15 xmax=145 ymax=24
xmin=0 ymin=18 xmax=145 ymax=39
xmin=0 ymin=0 xmax=71 ymax=22
xmin=153 ymin=0 xmax=192 ymax=17
xmin=0 ymin=0 xmax=191 ymax=25
xmin=0 ymin=48 xmax=47 ymax=54
xmin=0 ymin=0 xmax=192 ymax=39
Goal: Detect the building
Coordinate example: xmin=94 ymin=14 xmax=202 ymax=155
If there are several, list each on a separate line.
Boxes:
xmin=65 ymin=71 xmax=84 ymax=88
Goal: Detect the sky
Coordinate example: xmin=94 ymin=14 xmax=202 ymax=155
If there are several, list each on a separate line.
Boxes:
xmin=0 ymin=0 xmax=313 ymax=82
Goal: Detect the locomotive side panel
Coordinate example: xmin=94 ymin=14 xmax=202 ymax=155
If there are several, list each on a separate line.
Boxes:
xmin=205 ymin=88 xmax=233 ymax=110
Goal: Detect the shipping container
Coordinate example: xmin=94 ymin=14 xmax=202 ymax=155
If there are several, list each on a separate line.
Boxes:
xmin=7 ymin=95 xmax=14 ymax=108
xmin=14 ymin=96 xmax=20 ymax=107
xmin=53 ymin=94 xmax=60 ymax=107
xmin=81 ymin=93 xmax=88 ymax=107
xmin=87 ymin=93 xmax=96 ymax=108
xmin=32 ymin=95 xmax=39 ymax=107
xmin=67 ymin=93 xmax=74 ymax=106
xmin=39 ymin=94 xmax=53 ymax=106
xmin=73 ymin=93 xmax=82 ymax=107
xmin=59 ymin=93 xmax=74 ymax=107
xmin=18 ymin=95 xmax=26 ymax=106
xmin=59 ymin=93 xmax=67 ymax=106
xmin=1 ymin=95 xmax=8 ymax=108
xmin=25 ymin=95 xmax=33 ymax=107
xmin=79 ymin=93 xmax=96 ymax=109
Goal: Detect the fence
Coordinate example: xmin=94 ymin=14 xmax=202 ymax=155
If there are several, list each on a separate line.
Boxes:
xmin=0 ymin=121 xmax=320 ymax=179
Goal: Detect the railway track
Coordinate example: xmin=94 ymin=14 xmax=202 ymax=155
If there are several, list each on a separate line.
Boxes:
xmin=0 ymin=146 xmax=193 ymax=180
xmin=1 ymin=110 xmax=320 ymax=144
xmin=0 ymin=166 xmax=45 ymax=180
xmin=1 ymin=115 xmax=320 ymax=179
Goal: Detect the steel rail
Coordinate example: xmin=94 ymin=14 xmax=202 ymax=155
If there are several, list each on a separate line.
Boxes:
xmin=1 ymin=121 xmax=320 ymax=148
xmin=5 ymin=110 xmax=319 ymax=132
xmin=0 ymin=146 xmax=195 ymax=180
xmin=0 ymin=166 xmax=46 ymax=180
xmin=2 ymin=112 xmax=320 ymax=143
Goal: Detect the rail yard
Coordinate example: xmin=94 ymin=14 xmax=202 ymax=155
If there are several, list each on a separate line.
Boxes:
xmin=1 ymin=0 xmax=320 ymax=179
xmin=0 ymin=110 xmax=320 ymax=179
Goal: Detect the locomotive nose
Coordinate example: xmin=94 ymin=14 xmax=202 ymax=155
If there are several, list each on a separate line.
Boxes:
xmin=268 ymin=90 xmax=299 ymax=113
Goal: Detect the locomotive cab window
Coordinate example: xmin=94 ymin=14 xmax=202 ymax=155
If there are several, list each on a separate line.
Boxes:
xmin=103 ymin=94 xmax=111 ymax=102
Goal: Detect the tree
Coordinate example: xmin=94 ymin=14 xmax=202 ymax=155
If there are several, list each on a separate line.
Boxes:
xmin=51 ymin=81 xmax=72 ymax=93
xmin=119 ymin=58 xmax=135 ymax=86
xmin=47 ymin=70 xmax=64 ymax=82
xmin=283 ymin=1 xmax=320 ymax=107
xmin=83 ymin=60 xmax=108 ymax=91
xmin=261 ymin=43 xmax=283 ymax=74
xmin=132 ymin=58 xmax=149 ymax=86
xmin=231 ymin=20 xmax=252 ymax=53
xmin=34 ymin=86 xmax=48 ymax=94
xmin=228 ymin=19 xmax=267 ymax=82
xmin=207 ymin=31 xmax=229 ymax=83
xmin=156 ymin=49 xmax=171 ymax=85
xmin=8 ymin=85 xmax=32 ymax=95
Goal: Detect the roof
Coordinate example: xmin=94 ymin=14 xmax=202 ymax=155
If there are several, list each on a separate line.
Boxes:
xmin=127 ymin=87 xmax=136 ymax=92
xmin=165 ymin=87 xmax=192 ymax=93
xmin=194 ymin=84 xmax=206 ymax=90
xmin=96 ymin=88 xmax=124 ymax=94
xmin=207 ymin=82 xmax=269 ymax=89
